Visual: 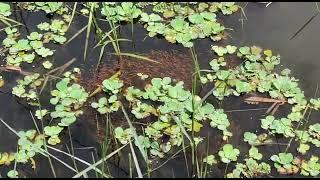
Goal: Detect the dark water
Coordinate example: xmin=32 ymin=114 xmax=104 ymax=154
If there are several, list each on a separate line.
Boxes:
xmin=0 ymin=2 xmax=319 ymax=178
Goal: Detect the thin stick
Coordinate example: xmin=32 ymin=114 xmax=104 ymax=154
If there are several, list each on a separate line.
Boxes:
xmin=72 ymin=143 xmax=128 ymax=178
xmin=289 ymin=12 xmax=319 ymax=40
xmin=121 ymin=105 xmax=148 ymax=161
xmin=129 ymin=141 xmax=143 ymax=178
xmin=47 ymin=146 xmax=109 ymax=177
xmin=64 ymin=25 xmax=88 ymax=46
xmin=66 ymin=2 xmax=78 ymax=32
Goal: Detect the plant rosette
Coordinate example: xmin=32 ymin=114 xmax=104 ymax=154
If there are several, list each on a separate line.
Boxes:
xmin=270 ymin=152 xmax=299 ymax=174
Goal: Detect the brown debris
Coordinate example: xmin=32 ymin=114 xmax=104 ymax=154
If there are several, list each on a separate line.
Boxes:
xmin=79 ymin=50 xmax=193 ymax=142
xmin=81 ymin=50 xmax=193 ymax=93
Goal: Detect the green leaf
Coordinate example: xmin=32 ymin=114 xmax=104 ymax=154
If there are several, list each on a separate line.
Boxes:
xmin=249 ymin=146 xmax=262 ymax=160
xmin=35 ymin=109 xmax=48 ymax=120
xmin=44 ymin=126 xmax=63 ymax=137
xmin=42 ymin=61 xmax=53 ymax=69
xmin=188 ymin=13 xmax=204 ymax=24
xmin=27 ymin=32 xmax=43 ymax=41
xmin=203 ymin=155 xmax=217 ymax=165
xmin=226 ymin=45 xmax=237 ymax=54
xmin=261 ymin=115 xmax=274 ymax=130
xmin=297 ymin=143 xmax=310 ymax=155
xmin=0 ymin=3 xmax=11 ymax=16
xmin=35 ymin=47 xmax=54 ymax=57
xmin=56 ymin=79 xmax=69 ymax=92
xmin=7 ymin=170 xmax=18 ymax=178
xmin=239 ymin=46 xmax=250 ymax=55
xmin=30 ymin=40 xmax=43 ymax=49
xmin=243 ymin=132 xmax=257 ymax=145
xmin=212 ymin=46 xmax=227 ymax=56
xmin=170 ymin=18 xmax=185 ymax=32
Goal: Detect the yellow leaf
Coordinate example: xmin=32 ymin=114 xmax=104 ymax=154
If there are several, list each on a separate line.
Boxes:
xmin=187 ymin=121 xmax=203 ymax=132
xmin=30 ymin=157 xmax=36 ymax=170
xmin=251 ymin=46 xmax=262 ymax=55
xmin=264 ymin=49 xmax=272 ymax=57
xmin=0 ymin=152 xmax=13 ymax=165
xmin=0 ymin=78 xmax=4 ymax=88
xmin=48 ymin=136 xmax=61 ymax=145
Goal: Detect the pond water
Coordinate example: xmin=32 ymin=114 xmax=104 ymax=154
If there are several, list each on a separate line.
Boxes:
xmin=0 ymin=2 xmax=319 ymax=178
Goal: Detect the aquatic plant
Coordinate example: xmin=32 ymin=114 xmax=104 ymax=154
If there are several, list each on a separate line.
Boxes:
xmin=7 ymin=170 xmax=19 ymax=178
xmin=0 ymin=152 xmax=15 ymax=165
xmin=43 ymin=126 xmax=64 ymax=145
xmin=201 ymin=45 xmax=307 ymax=107
xmin=42 ymin=61 xmax=53 ymax=69
xmin=122 ymin=77 xmax=231 ymax=157
xmin=35 ymin=109 xmax=48 ymax=120
xmin=20 ymin=2 xmax=65 ymax=14
xmin=270 ymin=152 xmax=299 ymax=174
xmin=300 ymin=156 xmax=320 ymax=177
xmin=297 ymin=143 xmax=310 ymax=155
xmin=99 ymin=2 xmax=239 ymax=47
xmin=15 ymin=129 xmax=45 ymax=163
xmin=248 ymin=146 xmax=262 ymax=160
xmin=91 ymin=77 xmax=123 ymax=114
xmin=101 ymin=2 xmax=142 ymax=22
xmin=203 ymin=155 xmax=217 ymax=166
xmin=12 ymin=73 xmax=43 ymax=105
xmin=227 ymin=158 xmax=271 ymax=178
xmin=50 ymin=70 xmax=88 ymax=127
xmin=218 ymin=144 xmax=240 ymax=163
xmin=1 ymin=2 xmax=320 ymax=178
xmin=310 ymin=98 xmax=320 ymax=110
xmin=261 ymin=116 xmax=295 ymax=138
xmin=0 ymin=2 xmax=11 ymax=17
xmin=243 ymin=132 xmax=272 ymax=146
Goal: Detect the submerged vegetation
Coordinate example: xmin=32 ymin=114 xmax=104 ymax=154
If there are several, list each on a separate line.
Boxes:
xmin=0 ymin=2 xmax=319 ymax=178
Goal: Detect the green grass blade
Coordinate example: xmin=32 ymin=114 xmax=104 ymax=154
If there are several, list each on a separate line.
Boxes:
xmin=84 ymin=3 xmax=95 ymax=62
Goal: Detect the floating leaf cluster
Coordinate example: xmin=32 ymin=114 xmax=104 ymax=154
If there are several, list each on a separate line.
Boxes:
xmin=91 ymin=77 xmax=123 ymax=114
xmin=12 ymin=73 xmax=43 ymax=105
xmin=50 ymin=69 xmax=88 ymax=127
xmin=228 ymin=147 xmax=271 ymax=178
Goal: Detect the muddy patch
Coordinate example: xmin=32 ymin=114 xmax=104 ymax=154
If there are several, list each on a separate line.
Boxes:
xmin=79 ymin=50 xmax=193 ymax=142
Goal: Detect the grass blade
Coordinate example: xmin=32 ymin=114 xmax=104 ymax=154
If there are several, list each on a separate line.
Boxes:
xmin=290 ymin=12 xmax=319 ymax=40
xmin=72 ymin=143 xmax=128 ymax=178
xmin=112 ymin=52 xmax=160 ymax=64
xmin=129 ymin=141 xmax=143 ymax=178
xmin=84 ymin=3 xmax=95 ymax=62
xmin=67 ymin=2 xmax=78 ymax=32
xmin=64 ymin=25 xmax=88 ymax=46
xmin=121 ymin=105 xmax=148 ymax=162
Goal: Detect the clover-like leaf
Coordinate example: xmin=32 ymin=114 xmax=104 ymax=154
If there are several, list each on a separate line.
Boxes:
xmin=35 ymin=47 xmax=54 ymax=57
xmin=218 ymin=144 xmax=240 ymax=163
xmin=297 ymin=143 xmax=310 ymax=155
xmin=35 ymin=109 xmax=48 ymax=120
xmin=249 ymin=146 xmax=262 ymax=160
xmin=203 ymin=155 xmax=217 ymax=166
xmin=170 ymin=17 xmax=185 ymax=32
xmin=42 ymin=61 xmax=53 ymax=69
xmin=27 ymin=32 xmax=43 ymax=41
xmin=243 ymin=132 xmax=257 ymax=145
xmin=44 ymin=126 xmax=63 ymax=137
xmin=212 ymin=46 xmax=227 ymax=56
xmin=0 ymin=3 xmax=11 ymax=17
xmin=7 ymin=170 xmax=18 ymax=178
